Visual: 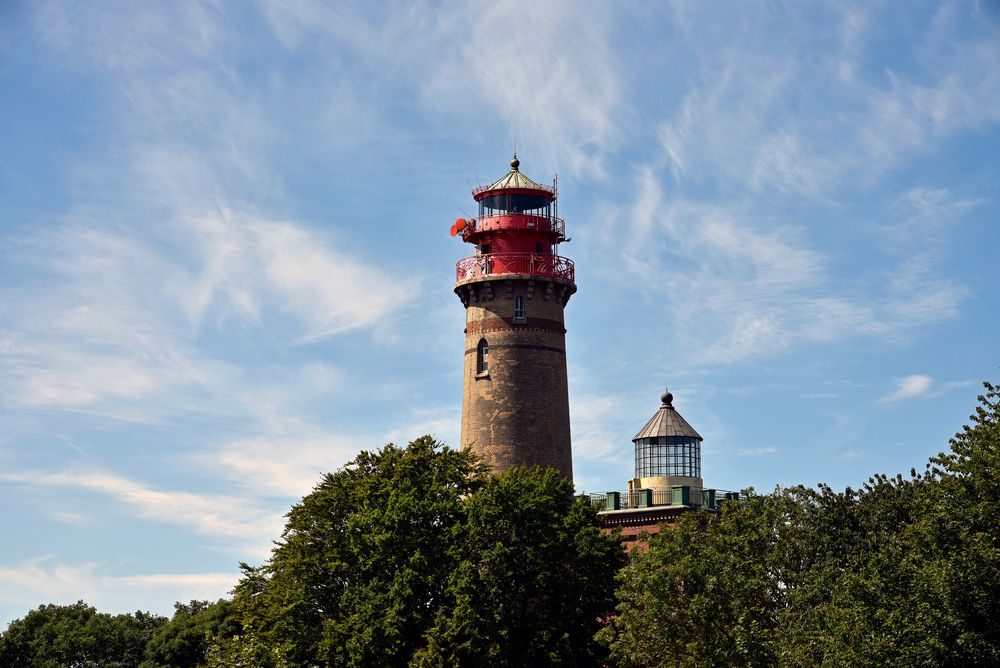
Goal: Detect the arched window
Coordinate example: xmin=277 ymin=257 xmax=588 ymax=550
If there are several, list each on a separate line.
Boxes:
xmin=477 ymin=338 xmax=489 ymax=375
xmin=514 ymin=295 xmax=525 ymax=321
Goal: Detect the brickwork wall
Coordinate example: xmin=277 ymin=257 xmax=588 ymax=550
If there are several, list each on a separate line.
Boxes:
xmin=457 ymin=277 xmax=574 ymax=480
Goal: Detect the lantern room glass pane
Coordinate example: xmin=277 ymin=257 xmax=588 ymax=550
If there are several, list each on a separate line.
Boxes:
xmin=632 ymin=436 xmax=702 ymax=478
xmin=480 ymin=194 xmax=551 ymax=217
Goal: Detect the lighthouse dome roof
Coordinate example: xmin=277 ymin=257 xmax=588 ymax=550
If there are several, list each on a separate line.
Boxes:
xmin=473 ymin=155 xmax=555 ymax=200
xmin=632 ymin=390 xmax=703 ymax=441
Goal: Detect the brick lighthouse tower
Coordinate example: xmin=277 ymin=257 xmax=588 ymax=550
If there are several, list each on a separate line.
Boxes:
xmin=452 ymin=155 xmax=576 ymax=479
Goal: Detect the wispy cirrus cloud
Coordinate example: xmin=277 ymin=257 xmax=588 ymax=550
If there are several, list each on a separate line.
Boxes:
xmin=255 ymin=0 xmax=625 ymax=178
xmin=587 ymin=176 xmax=976 ymax=367
xmin=0 ymin=469 xmax=283 ymax=549
xmin=655 ymin=2 xmax=1000 ymax=196
xmin=0 ymin=209 xmax=411 ymax=419
xmin=1 ymin=2 xmax=419 ymax=426
xmin=426 ymin=0 xmax=624 ymax=178
xmin=580 ymin=1 xmax=993 ymax=369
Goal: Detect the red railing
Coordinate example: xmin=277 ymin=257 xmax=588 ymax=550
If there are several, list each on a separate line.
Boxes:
xmin=461 ymin=214 xmax=565 ymax=239
xmin=456 ymin=253 xmax=575 ymax=284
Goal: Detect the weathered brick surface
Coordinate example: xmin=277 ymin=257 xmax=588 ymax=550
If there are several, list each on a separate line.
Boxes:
xmin=456 ymin=277 xmax=574 ymax=480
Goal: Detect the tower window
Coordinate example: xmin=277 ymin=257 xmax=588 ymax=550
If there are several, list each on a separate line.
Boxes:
xmin=476 ymin=338 xmax=489 ymax=376
xmin=514 ymin=295 xmax=525 ymax=321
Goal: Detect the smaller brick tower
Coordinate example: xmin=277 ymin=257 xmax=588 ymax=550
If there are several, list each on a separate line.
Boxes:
xmin=452 ymin=155 xmax=576 ymax=479
xmin=597 ymin=389 xmax=735 ymax=552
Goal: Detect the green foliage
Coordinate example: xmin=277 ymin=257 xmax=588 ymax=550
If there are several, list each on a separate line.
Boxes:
xmin=0 ymin=601 xmax=166 ymax=668
xmin=228 ymin=436 xmax=488 ymax=665
xmin=602 ymin=382 xmax=1000 ymax=667
xmin=140 ymin=599 xmax=241 ymax=668
xmin=414 ymin=468 xmax=622 ymax=666
xmin=598 ymin=492 xmax=799 ymax=667
xmin=227 ymin=436 xmax=622 ymax=666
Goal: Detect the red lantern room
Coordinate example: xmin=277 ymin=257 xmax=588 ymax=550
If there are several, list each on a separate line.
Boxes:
xmin=454 ymin=155 xmax=575 ymax=290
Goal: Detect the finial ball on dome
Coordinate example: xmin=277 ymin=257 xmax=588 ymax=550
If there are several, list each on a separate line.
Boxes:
xmin=511 ymin=155 xmax=520 ymax=171
xmin=661 ymin=390 xmax=673 ymax=406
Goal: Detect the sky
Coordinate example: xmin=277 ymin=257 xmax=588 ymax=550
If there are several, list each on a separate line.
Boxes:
xmin=1 ymin=0 xmax=998 ymax=627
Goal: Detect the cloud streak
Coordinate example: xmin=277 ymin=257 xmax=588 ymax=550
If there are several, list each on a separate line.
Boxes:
xmin=881 ymin=375 xmax=933 ymax=402
xmin=654 ymin=2 xmax=1000 ymax=196
xmin=0 ymin=555 xmax=237 ymax=624
xmin=0 ymin=469 xmax=283 ymax=546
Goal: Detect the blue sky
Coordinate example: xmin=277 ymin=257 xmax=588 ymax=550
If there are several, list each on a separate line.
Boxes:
xmin=1 ymin=1 xmax=998 ymax=625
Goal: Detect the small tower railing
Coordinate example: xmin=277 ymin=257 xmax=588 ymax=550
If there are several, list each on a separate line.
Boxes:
xmin=456 ymin=253 xmax=575 ymax=284
xmin=587 ymin=488 xmax=744 ymax=512
xmin=461 ymin=214 xmax=565 ymax=238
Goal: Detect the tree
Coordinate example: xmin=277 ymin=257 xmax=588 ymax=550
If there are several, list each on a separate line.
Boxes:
xmin=229 ymin=436 xmax=489 ymax=666
xmin=779 ymin=382 xmax=1000 ymax=666
xmin=598 ymin=491 xmax=799 ymax=668
xmin=0 ymin=601 xmax=166 ymax=668
xmin=225 ymin=436 xmax=623 ymax=666
xmin=140 ymin=599 xmax=241 ymax=668
xmin=925 ymin=380 xmax=1000 ymax=664
xmin=414 ymin=467 xmax=622 ymax=667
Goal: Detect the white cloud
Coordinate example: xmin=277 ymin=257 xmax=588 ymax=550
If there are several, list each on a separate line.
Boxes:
xmin=588 ymin=177 xmax=975 ymax=365
xmin=182 ymin=212 xmax=416 ymax=342
xmin=654 ymin=3 xmax=1000 ymax=197
xmin=885 ymin=187 xmax=987 ymax=248
xmin=255 ymin=0 xmax=625 ymax=178
xmin=429 ymin=0 xmax=624 ymax=178
xmin=0 ymin=469 xmax=283 ymax=549
xmin=48 ymin=510 xmax=95 ymax=527
xmin=380 ymin=404 xmax=462 ymax=451
xmin=881 ymin=374 xmax=933 ymax=402
xmin=198 ymin=431 xmax=357 ymax=499
xmin=0 ymin=555 xmax=237 ymax=627
xmin=0 ymin=205 xmax=416 ymax=421
xmin=736 ymin=447 xmax=779 ymax=456
xmin=570 ymin=393 xmax=627 ymax=462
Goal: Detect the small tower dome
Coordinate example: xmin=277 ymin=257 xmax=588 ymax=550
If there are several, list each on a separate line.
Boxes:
xmin=629 ymin=389 xmax=704 ymax=494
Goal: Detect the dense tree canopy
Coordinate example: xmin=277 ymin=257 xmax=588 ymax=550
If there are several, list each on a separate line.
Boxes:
xmin=414 ymin=467 xmax=621 ymax=666
xmin=141 ymin=599 xmax=241 ymax=668
xmin=601 ymin=381 xmax=1000 ymax=667
xmin=222 ymin=436 xmax=623 ymax=667
xmin=0 ymin=601 xmax=165 ymax=668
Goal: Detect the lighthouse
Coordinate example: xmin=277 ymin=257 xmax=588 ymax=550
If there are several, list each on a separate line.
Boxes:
xmin=452 ymin=155 xmax=576 ymax=480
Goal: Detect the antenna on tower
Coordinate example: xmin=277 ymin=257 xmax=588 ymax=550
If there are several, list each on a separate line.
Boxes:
xmin=553 ymin=172 xmax=559 ymax=220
